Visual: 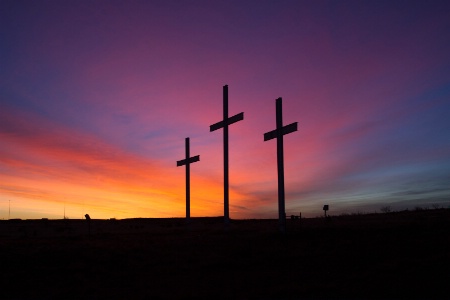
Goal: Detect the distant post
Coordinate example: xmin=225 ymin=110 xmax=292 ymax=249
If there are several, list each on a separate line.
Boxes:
xmin=264 ymin=98 xmax=298 ymax=233
xmin=177 ymin=137 xmax=200 ymax=223
xmin=85 ymin=214 xmax=91 ymax=237
xmin=210 ymin=85 xmax=244 ymax=225
xmin=323 ymin=205 xmax=329 ymax=217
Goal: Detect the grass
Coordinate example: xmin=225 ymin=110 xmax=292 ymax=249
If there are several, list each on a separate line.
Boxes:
xmin=1 ymin=209 xmax=450 ymax=299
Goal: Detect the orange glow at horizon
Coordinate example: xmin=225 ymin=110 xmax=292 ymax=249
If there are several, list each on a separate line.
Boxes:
xmin=1 ymin=107 xmax=267 ymax=219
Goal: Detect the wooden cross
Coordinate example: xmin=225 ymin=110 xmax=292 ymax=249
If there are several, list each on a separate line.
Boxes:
xmin=176 ymin=137 xmax=200 ymax=223
xmin=264 ymin=97 xmax=298 ymax=233
xmin=210 ymin=85 xmax=244 ymax=224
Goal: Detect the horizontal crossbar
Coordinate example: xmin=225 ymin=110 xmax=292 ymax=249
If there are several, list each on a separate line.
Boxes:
xmin=263 ymin=122 xmax=298 ymax=141
xmin=177 ymin=155 xmax=200 ymax=166
xmin=210 ymin=112 xmax=244 ymax=132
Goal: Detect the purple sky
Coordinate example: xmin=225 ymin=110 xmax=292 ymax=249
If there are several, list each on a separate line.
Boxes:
xmin=1 ymin=0 xmax=450 ymax=219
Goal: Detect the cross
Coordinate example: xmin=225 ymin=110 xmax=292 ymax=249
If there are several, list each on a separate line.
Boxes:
xmin=176 ymin=137 xmax=200 ymax=223
xmin=210 ymin=85 xmax=244 ymax=225
xmin=263 ymin=97 xmax=298 ymax=233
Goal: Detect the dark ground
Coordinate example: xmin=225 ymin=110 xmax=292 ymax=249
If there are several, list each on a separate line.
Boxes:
xmin=1 ymin=209 xmax=450 ymax=299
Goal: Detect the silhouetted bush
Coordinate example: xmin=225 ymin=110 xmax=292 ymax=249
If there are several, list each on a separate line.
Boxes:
xmin=380 ymin=206 xmax=391 ymax=213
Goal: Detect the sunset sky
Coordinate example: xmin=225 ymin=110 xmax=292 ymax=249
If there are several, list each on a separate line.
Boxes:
xmin=1 ymin=0 xmax=450 ymax=219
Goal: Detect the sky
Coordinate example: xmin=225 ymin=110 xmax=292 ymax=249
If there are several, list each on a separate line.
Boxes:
xmin=1 ymin=0 xmax=450 ymax=220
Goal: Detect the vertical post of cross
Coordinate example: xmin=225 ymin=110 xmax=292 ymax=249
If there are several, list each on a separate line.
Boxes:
xmin=264 ymin=97 xmax=298 ymax=233
xmin=223 ymin=86 xmax=229 ymax=223
xmin=210 ymin=85 xmax=244 ymax=225
xmin=276 ymin=98 xmax=286 ymax=231
xmin=185 ymin=137 xmax=190 ymax=221
xmin=177 ymin=137 xmax=200 ymax=223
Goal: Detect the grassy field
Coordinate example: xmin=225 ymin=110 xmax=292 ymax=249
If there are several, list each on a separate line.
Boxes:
xmin=1 ymin=209 xmax=450 ymax=299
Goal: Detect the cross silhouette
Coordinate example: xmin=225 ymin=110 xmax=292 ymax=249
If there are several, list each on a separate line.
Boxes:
xmin=176 ymin=137 xmax=200 ymax=223
xmin=264 ymin=97 xmax=298 ymax=233
xmin=210 ymin=85 xmax=244 ymax=224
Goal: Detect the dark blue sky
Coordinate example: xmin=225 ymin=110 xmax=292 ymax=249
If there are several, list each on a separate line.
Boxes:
xmin=1 ymin=0 xmax=450 ymax=219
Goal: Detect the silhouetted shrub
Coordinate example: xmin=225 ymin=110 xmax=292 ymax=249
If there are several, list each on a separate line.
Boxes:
xmin=380 ymin=206 xmax=391 ymax=213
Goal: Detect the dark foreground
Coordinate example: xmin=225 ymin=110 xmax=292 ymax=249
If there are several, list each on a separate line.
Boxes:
xmin=1 ymin=210 xmax=450 ymax=299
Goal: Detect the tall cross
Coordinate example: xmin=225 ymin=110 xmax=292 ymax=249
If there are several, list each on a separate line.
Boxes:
xmin=176 ymin=137 xmax=200 ymax=223
xmin=264 ymin=97 xmax=298 ymax=233
xmin=210 ymin=85 xmax=244 ymax=224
